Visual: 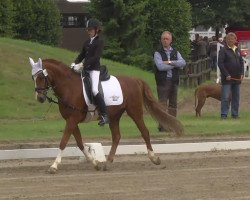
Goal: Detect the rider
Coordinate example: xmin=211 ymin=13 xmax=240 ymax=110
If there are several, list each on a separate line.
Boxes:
xmin=71 ymin=18 xmax=109 ymax=126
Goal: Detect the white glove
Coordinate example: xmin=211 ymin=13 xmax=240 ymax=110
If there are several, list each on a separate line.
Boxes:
xmin=70 ymin=63 xmax=75 ymax=69
xmin=74 ymin=63 xmax=84 ymax=73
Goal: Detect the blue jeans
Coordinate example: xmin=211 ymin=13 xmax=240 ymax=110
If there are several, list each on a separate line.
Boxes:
xmin=221 ymin=83 xmax=240 ymax=118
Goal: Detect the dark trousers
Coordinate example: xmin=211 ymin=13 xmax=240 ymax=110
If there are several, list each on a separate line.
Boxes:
xmin=157 ymin=79 xmax=178 ymax=130
xmin=211 ymin=55 xmax=217 ymax=71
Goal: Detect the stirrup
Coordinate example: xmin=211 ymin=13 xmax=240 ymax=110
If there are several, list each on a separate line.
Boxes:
xmin=98 ymin=115 xmax=109 ymax=126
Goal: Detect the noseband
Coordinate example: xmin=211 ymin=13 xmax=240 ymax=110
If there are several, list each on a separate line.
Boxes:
xmin=32 ymin=69 xmax=50 ymax=95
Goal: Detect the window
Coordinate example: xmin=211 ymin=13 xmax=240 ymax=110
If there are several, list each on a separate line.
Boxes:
xmin=61 ymin=14 xmax=88 ymax=28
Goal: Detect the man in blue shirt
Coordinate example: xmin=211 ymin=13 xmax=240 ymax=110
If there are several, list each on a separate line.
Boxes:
xmin=154 ymin=31 xmax=186 ymax=132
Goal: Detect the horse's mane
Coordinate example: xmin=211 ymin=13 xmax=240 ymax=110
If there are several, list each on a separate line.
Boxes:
xmin=43 ymin=59 xmax=68 ymax=69
xmin=42 ymin=58 xmax=79 ymax=79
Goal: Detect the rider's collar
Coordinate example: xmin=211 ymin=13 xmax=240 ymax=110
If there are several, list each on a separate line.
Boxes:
xmin=90 ymin=35 xmax=97 ymax=44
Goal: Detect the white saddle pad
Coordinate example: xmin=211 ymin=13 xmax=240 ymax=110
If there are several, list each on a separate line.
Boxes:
xmin=81 ymin=75 xmax=123 ymax=108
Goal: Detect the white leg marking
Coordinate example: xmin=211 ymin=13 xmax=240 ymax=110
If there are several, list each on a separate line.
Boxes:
xmin=147 ymin=149 xmax=155 ymax=159
xmin=82 ymin=144 xmax=98 ymax=166
xmin=51 ymin=149 xmax=63 ymax=170
xmin=147 ymin=149 xmax=161 ymax=165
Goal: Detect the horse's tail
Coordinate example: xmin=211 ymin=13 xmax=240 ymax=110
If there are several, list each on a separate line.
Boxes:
xmin=138 ymin=79 xmax=184 ymax=137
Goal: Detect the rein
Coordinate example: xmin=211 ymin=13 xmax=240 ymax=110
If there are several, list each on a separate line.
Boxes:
xmin=45 ymin=92 xmax=89 ymax=113
xmin=34 ymin=70 xmax=90 ymax=113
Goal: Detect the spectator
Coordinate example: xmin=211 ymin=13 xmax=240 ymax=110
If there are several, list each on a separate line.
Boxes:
xmin=208 ymin=36 xmax=218 ymax=71
xmin=153 ymin=31 xmax=186 ymax=132
xmin=203 ymin=36 xmax=210 ymax=56
xmin=197 ymin=36 xmax=207 ymax=59
xmin=218 ymin=33 xmax=223 ymax=43
xmin=218 ymin=32 xmax=244 ymax=119
xmin=191 ymin=33 xmax=200 ymax=61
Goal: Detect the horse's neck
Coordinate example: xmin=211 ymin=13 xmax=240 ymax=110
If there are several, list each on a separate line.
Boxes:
xmin=47 ymin=65 xmax=78 ymax=96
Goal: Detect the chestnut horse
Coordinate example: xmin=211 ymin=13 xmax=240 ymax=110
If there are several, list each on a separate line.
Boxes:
xmin=29 ymin=58 xmax=184 ymax=173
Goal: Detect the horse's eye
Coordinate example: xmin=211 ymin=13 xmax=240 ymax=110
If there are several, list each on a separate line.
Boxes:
xmin=31 ymin=76 xmax=34 ymax=81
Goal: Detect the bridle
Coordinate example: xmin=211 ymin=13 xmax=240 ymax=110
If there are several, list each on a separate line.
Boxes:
xmin=32 ymin=69 xmax=51 ymax=95
xmin=32 ymin=68 xmax=89 ymax=113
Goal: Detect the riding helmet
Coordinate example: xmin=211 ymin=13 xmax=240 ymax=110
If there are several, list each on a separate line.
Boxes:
xmin=86 ymin=18 xmax=102 ymax=29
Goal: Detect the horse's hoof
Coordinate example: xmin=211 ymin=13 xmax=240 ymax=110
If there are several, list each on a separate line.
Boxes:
xmin=155 ymin=157 xmax=161 ymax=165
xmin=94 ymin=161 xmax=101 ymax=171
xmin=151 ymin=157 xmax=161 ymax=165
xmin=107 ymin=156 xmax=114 ymax=163
xmin=102 ymin=162 xmax=108 ymax=171
xmin=160 ymin=164 xmax=167 ymax=169
xmin=48 ymin=167 xmax=57 ymax=174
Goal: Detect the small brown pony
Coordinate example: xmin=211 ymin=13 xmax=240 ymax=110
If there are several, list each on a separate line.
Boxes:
xmin=29 ymin=58 xmax=184 ymax=173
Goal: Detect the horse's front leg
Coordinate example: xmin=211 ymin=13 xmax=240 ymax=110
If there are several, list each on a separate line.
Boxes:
xmin=48 ymin=119 xmax=75 ymax=174
xmin=72 ymin=126 xmax=101 ymax=170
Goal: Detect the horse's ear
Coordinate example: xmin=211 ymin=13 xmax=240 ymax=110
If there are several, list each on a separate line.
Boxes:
xmin=38 ymin=58 xmax=43 ymax=69
xmin=29 ymin=57 xmax=35 ymax=67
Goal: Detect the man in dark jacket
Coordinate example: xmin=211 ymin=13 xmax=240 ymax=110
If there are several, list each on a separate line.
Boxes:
xmin=153 ymin=31 xmax=186 ymax=132
xmin=71 ymin=18 xmax=109 ymax=126
xmin=218 ymin=32 xmax=244 ymax=119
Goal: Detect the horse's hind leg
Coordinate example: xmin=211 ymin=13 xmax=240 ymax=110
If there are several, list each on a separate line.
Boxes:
xmin=127 ymin=110 xmax=161 ymax=165
xmin=107 ymin=115 xmax=122 ymax=163
xmin=72 ymin=126 xmax=101 ymax=170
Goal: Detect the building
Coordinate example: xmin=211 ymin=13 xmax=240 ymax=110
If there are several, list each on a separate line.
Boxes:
xmin=57 ymin=0 xmax=90 ymax=52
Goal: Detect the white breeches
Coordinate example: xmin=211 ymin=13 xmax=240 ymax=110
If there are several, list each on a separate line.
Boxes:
xmin=89 ymin=70 xmax=100 ymax=96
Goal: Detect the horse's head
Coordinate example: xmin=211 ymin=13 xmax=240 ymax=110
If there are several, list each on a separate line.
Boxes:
xmin=29 ymin=57 xmax=49 ymax=103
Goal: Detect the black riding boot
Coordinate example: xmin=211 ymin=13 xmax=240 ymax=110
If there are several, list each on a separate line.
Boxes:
xmin=94 ymin=93 xmax=109 ymax=126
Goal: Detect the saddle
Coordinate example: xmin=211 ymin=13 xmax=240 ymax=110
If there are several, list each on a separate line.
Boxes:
xmin=82 ymin=65 xmax=110 ymax=104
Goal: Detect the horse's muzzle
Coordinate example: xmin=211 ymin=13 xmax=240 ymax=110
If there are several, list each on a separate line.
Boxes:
xmin=36 ymin=93 xmax=47 ymax=103
xmin=35 ymin=87 xmax=48 ymax=103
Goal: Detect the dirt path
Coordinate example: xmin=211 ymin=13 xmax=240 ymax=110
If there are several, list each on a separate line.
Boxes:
xmin=1 ymin=150 xmax=250 ymax=200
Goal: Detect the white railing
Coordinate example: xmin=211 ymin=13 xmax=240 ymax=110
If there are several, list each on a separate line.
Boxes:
xmin=243 ymin=56 xmax=250 ymax=78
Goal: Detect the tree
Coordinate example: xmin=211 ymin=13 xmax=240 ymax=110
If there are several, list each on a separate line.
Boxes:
xmin=32 ymin=0 xmax=62 ymax=45
xmin=88 ymin=0 xmax=150 ymax=69
xmin=13 ymin=0 xmax=61 ymax=46
xmin=88 ymin=0 xmax=192 ymax=70
xmin=0 ymin=0 xmax=14 ymax=37
xmin=146 ymin=0 xmax=192 ymax=61
xmin=13 ymin=0 xmax=36 ymax=41
xmin=189 ymin=0 xmax=250 ymax=37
